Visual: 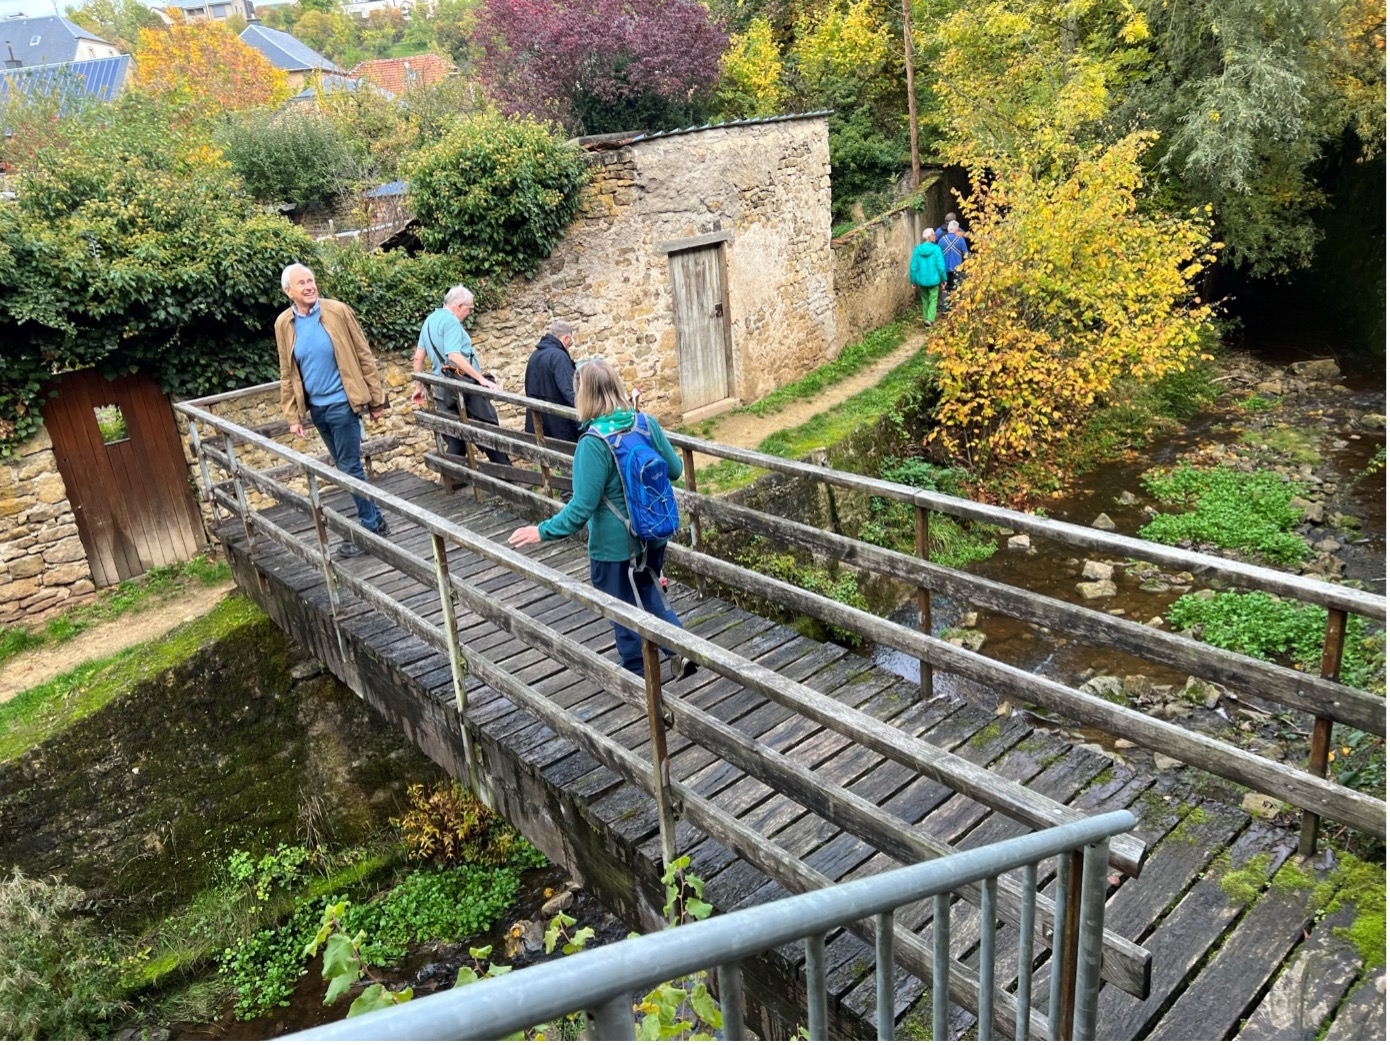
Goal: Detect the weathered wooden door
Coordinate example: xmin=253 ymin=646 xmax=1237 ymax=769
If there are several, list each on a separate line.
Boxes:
xmin=44 ymin=369 xmax=206 ymax=587
xmin=668 ymin=244 xmax=734 ymax=412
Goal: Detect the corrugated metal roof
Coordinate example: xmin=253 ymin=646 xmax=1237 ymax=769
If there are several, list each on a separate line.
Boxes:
xmin=0 ymin=53 xmax=131 ymax=106
xmin=364 ymin=179 xmax=407 ymax=198
xmin=0 ymin=15 xmax=114 ymax=68
xmin=288 ymin=72 xmax=390 ymax=103
xmin=240 ymin=24 xmax=341 ymax=73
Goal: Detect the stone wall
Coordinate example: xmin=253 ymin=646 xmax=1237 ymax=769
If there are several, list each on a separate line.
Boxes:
xmin=467 ymin=115 xmax=838 ymax=424
xmin=0 ymin=426 xmax=94 ymax=624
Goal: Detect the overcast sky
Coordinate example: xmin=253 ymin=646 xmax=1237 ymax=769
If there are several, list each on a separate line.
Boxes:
xmin=0 ymin=0 xmax=294 ymax=27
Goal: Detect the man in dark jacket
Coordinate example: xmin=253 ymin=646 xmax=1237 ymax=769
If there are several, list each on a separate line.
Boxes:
xmin=523 ymin=321 xmax=582 ymax=444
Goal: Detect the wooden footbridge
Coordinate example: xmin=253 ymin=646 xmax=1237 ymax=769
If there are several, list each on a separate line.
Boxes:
xmin=177 ymin=374 xmax=1386 ymax=1040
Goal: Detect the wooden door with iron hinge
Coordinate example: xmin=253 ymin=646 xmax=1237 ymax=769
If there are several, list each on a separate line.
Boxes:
xmin=668 ymin=243 xmax=735 ymax=413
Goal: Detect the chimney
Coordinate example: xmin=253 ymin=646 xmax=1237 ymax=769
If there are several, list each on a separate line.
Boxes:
xmin=3 ymin=42 xmax=19 ymax=69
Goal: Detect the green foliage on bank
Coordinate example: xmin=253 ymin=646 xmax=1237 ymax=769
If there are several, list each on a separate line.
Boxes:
xmin=857 ymin=458 xmax=998 ymax=568
xmin=1139 ymin=466 xmax=1311 ymax=566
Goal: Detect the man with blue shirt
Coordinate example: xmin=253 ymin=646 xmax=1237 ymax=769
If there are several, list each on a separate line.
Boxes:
xmin=409 ymin=285 xmax=511 ymax=466
xmin=276 ymin=263 xmax=390 ymax=556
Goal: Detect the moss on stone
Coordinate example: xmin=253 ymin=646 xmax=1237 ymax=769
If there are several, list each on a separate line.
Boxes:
xmin=0 ymin=596 xmax=264 ymax=764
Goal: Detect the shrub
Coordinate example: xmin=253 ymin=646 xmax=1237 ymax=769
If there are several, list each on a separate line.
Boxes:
xmin=0 ymin=873 xmax=124 ymax=1039
xmin=405 ymin=111 xmax=589 ymax=280
xmin=218 ymin=110 xmax=365 ymax=207
xmin=393 ymin=782 xmax=494 ymax=866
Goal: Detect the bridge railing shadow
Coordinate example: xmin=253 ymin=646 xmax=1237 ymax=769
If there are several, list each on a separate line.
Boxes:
xmin=408 ymin=373 xmax=1386 ymax=857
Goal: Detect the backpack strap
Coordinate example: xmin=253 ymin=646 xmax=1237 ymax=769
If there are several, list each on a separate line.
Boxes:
xmin=583 ymin=417 xmax=668 ymax=610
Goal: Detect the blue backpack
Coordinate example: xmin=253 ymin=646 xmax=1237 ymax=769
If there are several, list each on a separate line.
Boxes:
xmin=585 ymin=413 xmax=680 ymax=544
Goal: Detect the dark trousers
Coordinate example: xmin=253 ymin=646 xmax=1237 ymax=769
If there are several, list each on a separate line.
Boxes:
xmin=458 ymin=389 xmax=512 ymax=467
xmin=308 ymin=400 xmax=381 ymax=533
xmin=589 ymin=545 xmax=682 ymax=676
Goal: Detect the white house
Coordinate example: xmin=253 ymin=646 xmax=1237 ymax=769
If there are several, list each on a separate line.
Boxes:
xmin=0 ymin=15 xmax=119 ymax=67
xmin=169 ymin=0 xmax=256 ymax=22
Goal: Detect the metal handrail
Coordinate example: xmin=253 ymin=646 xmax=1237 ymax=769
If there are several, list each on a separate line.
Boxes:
xmin=283 ymin=811 xmax=1137 ymax=1042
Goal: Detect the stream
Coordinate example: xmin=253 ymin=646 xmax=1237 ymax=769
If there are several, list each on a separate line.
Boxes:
xmin=871 ymin=348 xmax=1385 ymax=744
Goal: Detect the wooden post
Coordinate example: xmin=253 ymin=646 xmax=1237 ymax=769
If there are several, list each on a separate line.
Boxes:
xmin=681 ymin=446 xmax=706 ymax=596
xmin=188 ymin=420 xmax=222 ymax=523
xmin=529 ymin=408 xmax=554 ymax=499
xmin=223 ymin=435 xmax=255 ymax=546
xmin=914 ymin=505 xmax=933 ymax=699
xmin=455 ymin=388 xmax=483 ymax=503
xmin=1300 ymin=608 xmax=1348 ymax=856
xmin=424 ymin=378 xmax=458 ymax=493
xmin=306 ymin=472 xmax=347 ymax=663
xmin=900 ymin=0 xmax=921 ymax=189
xmin=432 ymin=532 xmax=476 ymax=789
xmin=642 ymin=638 xmax=678 ymax=867
xmin=1057 ymin=848 xmax=1085 ymax=1039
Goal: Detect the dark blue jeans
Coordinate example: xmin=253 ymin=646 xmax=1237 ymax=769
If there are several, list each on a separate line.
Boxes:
xmin=590 ymin=545 xmax=682 ymax=676
xmin=308 ymin=400 xmax=381 ymax=533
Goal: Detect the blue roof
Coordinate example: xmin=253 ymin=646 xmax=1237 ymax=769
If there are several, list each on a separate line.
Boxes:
xmin=0 ymin=15 xmax=114 ymax=68
xmin=289 ymin=73 xmax=392 ymax=104
xmin=239 ymin=24 xmax=340 ymax=73
xmin=0 ymin=54 xmax=131 ymax=107
xmin=364 ymin=179 xmax=407 ymax=198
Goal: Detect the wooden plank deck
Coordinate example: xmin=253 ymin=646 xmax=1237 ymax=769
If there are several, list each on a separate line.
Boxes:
xmin=218 ymin=469 xmax=1383 ymax=1040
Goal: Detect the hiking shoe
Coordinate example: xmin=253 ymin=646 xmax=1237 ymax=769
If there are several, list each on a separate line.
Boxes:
xmin=662 ymin=654 xmax=698 ymax=684
xmin=374 ymin=516 xmax=391 ymax=538
xmin=333 ymin=540 xmax=366 ymax=559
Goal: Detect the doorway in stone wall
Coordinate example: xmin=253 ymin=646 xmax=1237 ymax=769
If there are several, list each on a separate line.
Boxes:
xmin=44 ymin=369 xmax=206 ymax=588
xmin=667 ymin=236 xmax=736 ymax=418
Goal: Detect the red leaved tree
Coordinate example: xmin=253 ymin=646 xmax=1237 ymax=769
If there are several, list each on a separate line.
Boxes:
xmin=471 ymin=0 xmax=726 ymax=134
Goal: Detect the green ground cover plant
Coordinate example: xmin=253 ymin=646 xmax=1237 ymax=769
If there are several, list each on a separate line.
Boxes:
xmin=1139 ymin=466 xmax=1310 ymax=566
xmin=0 ymin=555 xmax=232 ymax=671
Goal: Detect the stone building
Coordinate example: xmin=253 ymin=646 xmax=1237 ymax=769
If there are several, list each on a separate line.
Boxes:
xmin=468 ymin=113 xmax=839 ymax=424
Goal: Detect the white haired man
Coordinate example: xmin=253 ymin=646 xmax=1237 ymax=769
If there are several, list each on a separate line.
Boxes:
xmin=410 ymin=285 xmax=511 ymax=466
xmin=275 ymin=263 xmax=389 ymax=556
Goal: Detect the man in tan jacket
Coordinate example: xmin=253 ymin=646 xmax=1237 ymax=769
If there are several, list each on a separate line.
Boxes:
xmin=276 ymin=263 xmax=390 ymax=555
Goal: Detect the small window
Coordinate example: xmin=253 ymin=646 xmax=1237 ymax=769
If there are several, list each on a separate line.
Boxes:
xmin=94 ymin=404 xmax=128 ymax=444
xmin=29 ymin=35 xmax=41 ymax=46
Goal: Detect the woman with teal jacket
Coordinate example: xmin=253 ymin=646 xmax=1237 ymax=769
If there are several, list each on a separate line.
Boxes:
xmin=508 ymin=360 xmax=696 ymax=683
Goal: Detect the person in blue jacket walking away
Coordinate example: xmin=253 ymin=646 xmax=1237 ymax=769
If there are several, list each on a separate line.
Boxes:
xmin=508 ymin=359 xmax=697 ymax=684
xmin=937 ymin=219 xmax=969 ymax=311
xmin=909 ymin=227 xmax=948 ymax=325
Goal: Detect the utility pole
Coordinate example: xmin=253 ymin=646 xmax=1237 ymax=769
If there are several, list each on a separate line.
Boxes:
xmin=901 ymin=0 xmax=921 ymax=189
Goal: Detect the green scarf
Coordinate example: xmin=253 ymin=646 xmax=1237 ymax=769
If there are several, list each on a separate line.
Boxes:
xmin=586 ymin=408 xmax=635 ymax=437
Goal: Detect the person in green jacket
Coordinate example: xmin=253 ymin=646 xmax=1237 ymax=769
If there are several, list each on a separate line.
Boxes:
xmin=908 ymin=227 xmax=948 ymax=324
xmin=508 ymin=359 xmax=696 ymax=683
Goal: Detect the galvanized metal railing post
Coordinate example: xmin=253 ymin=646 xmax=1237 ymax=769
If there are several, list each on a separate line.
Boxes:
xmin=1071 ymin=838 xmax=1110 ymax=1041
xmin=874 ymin=911 xmax=895 ymax=1040
xmin=914 ymin=505 xmax=933 ymax=699
xmin=716 ymin=962 xmax=745 ymax=1042
xmin=1015 ymin=863 xmax=1038 ymax=1041
xmin=932 ymin=892 xmax=950 ymax=1041
xmin=1050 ymin=850 xmax=1079 ymax=1040
xmin=187 ymin=420 xmax=223 ymax=523
xmin=529 ymin=408 xmax=555 ymax=498
xmin=977 ymin=876 xmax=997 ymax=1041
xmin=1300 ymin=607 xmax=1348 ymax=856
xmin=585 ymin=994 xmax=635 ymax=1039
xmin=640 ymin=638 xmax=678 ymax=867
xmin=432 ymin=532 xmax=475 ymax=787
xmin=681 ymin=447 xmax=706 ymax=597
xmin=805 ymin=933 xmax=828 ymax=1040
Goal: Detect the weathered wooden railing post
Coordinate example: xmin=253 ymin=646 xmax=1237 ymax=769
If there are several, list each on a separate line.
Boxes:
xmin=455 ymin=386 xmax=483 ymax=503
xmin=432 ymin=532 xmax=476 ymax=790
xmin=641 ymin=638 xmax=679 ymax=867
xmin=529 ymin=409 xmax=555 ymax=499
xmin=223 ymin=434 xmax=255 ymax=546
xmin=681 ymin=447 xmax=706 ymax=596
xmin=305 ymin=472 xmax=347 ymax=662
xmin=422 ymin=377 xmax=460 ymax=493
xmin=187 ymin=420 xmax=223 ymax=523
xmin=913 ymin=505 xmax=934 ymax=699
xmin=1300 ymin=608 xmax=1348 ymax=855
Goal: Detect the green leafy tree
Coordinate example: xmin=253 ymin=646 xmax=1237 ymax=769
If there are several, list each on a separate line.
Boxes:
xmin=217 ymin=109 xmax=367 ymax=207
xmin=0 ymin=96 xmax=317 ymax=455
xmin=404 ymin=111 xmax=589 ymax=279
xmin=716 ymin=15 xmax=788 ymax=117
xmin=65 ymin=0 xmax=161 ymax=53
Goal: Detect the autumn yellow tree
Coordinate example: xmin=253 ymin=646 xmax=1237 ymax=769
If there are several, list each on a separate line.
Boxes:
xmin=131 ymin=21 xmax=290 ymax=112
xmin=716 ymin=15 xmax=787 ymax=117
xmin=929 ymin=133 xmax=1218 ymax=472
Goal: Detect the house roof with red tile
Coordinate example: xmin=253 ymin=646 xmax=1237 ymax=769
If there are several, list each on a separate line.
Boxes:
xmin=348 ymin=54 xmax=456 ymax=94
